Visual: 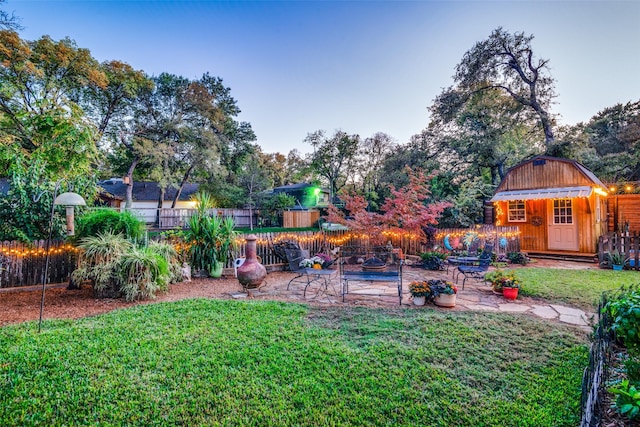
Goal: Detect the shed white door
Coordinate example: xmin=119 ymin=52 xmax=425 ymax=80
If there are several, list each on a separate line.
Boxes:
xmin=547 ymin=199 xmax=579 ymax=251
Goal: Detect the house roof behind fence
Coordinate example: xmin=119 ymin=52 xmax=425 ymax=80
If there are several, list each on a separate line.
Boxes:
xmin=99 ymin=179 xmax=200 ymax=202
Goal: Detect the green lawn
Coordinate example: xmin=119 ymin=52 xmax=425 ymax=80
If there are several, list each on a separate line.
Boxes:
xmin=0 ymin=299 xmax=587 ymax=426
xmin=514 ymin=267 xmax=640 ymax=310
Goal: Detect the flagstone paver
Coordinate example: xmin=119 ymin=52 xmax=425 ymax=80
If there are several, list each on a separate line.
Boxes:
xmin=530 ymin=305 xmax=560 ymax=319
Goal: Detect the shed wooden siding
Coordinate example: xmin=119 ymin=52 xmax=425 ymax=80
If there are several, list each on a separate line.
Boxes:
xmin=496 ymin=158 xmax=596 ymax=192
xmin=495 ymin=194 xmax=606 ymax=253
xmin=607 ymin=194 xmax=640 ymax=232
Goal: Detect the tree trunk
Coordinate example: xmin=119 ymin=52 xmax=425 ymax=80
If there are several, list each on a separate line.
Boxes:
xmin=172 ymin=164 xmax=194 ymax=208
xmin=156 ymin=186 xmax=165 ymax=228
xmin=125 ymin=157 xmax=139 ymax=209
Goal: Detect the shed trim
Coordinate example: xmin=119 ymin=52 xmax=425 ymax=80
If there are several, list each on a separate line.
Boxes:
xmin=490 ymin=186 xmax=593 ymax=202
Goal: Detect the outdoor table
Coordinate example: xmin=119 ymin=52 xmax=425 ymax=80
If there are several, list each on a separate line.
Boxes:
xmin=447 ymin=256 xmax=479 ymax=280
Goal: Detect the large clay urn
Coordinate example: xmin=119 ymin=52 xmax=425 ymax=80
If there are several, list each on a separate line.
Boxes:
xmin=237 ymin=234 xmax=266 ymax=289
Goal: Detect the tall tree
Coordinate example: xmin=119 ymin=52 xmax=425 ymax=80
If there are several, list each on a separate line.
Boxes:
xmin=305 ymin=130 xmax=359 ymax=200
xmin=437 ymin=27 xmax=556 ymax=145
xmin=358 ymin=132 xmax=396 ymax=206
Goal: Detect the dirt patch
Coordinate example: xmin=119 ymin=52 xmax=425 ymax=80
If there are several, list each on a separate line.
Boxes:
xmin=0 ymin=276 xmax=248 ymax=326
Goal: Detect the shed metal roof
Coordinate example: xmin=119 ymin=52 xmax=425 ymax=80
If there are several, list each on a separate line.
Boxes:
xmin=490 ymin=186 xmax=594 ymax=202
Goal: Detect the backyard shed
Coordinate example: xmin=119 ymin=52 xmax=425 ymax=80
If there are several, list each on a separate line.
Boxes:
xmin=490 ymin=156 xmax=608 ymax=256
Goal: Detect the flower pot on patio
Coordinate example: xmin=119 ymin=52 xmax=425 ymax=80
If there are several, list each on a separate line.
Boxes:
xmin=503 ymin=286 xmax=519 ymax=300
xmin=434 ymin=293 xmax=456 ymax=308
xmin=413 ymin=296 xmax=426 ymax=306
xmin=612 ymin=264 xmax=624 ymax=271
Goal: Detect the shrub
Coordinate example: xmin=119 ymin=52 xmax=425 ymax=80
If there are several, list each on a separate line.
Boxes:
xmin=75 ymin=209 xmax=145 ymax=242
xmin=419 ymin=251 xmax=447 ymax=270
xmin=605 ymin=287 xmax=640 ymax=351
xmin=72 ymin=232 xmax=133 ymax=298
xmin=73 ymin=231 xmax=177 ymax=301
xmin=118 ymin=247 xmax=171 ymax=301
xmin=484 ymin=269 xmax=520 ymax=292
xmin=507 ymin=252 xmax=530 ymax=265
xmin=608 ymin=380 xmax=640 ymax=420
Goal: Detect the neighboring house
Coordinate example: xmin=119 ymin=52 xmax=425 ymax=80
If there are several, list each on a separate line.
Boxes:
xmin=98 ymin=179 xmax=199 ymax=224
xmin=489 ymin=156 xmax=609 ymax=255
xmin=270 ymin=183 xmax=331 ymax=208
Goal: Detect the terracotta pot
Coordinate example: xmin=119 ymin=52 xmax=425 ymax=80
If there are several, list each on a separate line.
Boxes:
xmin=237 ymin=234 xmax=266 ymax=289
xmin=503 ymin=287 xmax=519 ymax=300
xmin=434 ymin=293 xmax=456 ymax=308
xmin=412 ymin=296 xmax=426 ymax=306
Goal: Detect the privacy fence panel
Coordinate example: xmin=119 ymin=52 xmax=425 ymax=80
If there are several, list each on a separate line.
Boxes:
xmin=0 ymin=240 xmax=77 ymax=288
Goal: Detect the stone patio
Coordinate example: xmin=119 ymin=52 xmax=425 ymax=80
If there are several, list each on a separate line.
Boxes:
xmin=240 ymin=258 xmax=597 ymax=330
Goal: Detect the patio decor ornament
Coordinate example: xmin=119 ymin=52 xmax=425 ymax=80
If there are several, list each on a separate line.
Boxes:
xmin=236 ymin=234 xmax=266 ymax=289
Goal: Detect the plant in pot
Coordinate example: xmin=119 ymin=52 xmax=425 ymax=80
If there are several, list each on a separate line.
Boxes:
xmin=427 ymin=279 xmax=458 ymax=307
xmin=496 ymin=274 xmax=521 ymax=300
xmin=608 ymin=250 xmax=627 ymax=271
xmin=213 ymin=216 xmax=238 ymax=277
xmin=409 ymin=281 xmax=431 ymax=306
xmin=484 ymin=269 xmax=517 ymax=295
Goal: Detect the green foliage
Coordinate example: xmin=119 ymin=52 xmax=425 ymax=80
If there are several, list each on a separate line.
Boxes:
xmin=507 ymin=252 xmax=530 ymax=265
xmin=75 ymin=208 xmax=145 ymax=242
xmin=605 ymin=250 xmax=627 ymax=267
xmin=608 ymin=380 xmax=640 ymax=420
xmin=0 ymin=301 xmax=587 ymax=426
xmin=604 ymin=287 xmax=640 ymax=351
xmin=419 ymin=250 xmax=447 ymax=270
xmin=261 ymin=192 xmax=296 ymax=226
xmin=183 ymin=200 xmax=238 ymax=271
xmin=118 ymin=246 xmax=170 ymax=301
xmin=484 ymin=269 xmax=520 ymax=291
xmin=72 ymin=232 xmax=133 ymax=293
xmin=72 ymin=231 xmax=177 ymax=301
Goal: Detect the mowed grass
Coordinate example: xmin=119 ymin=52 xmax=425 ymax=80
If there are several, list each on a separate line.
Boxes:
xmin=0 ymin=299 xmax=586 ymax=426
xmin=514 ymin=267 xmax=640 ymax=310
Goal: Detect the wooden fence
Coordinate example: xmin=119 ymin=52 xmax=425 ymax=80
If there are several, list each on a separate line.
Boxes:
xmin=0 ymin=240 xmax=77 ymax=289
xmin=282 ymin=210 xmax=320 ymax=228
xmin=434 ymin=226 xmax=521 ymax=255
xmin=0 ymin=227 xmax=522 ymax=289
xmin=598 ymin=232 xmax=640 ymax=270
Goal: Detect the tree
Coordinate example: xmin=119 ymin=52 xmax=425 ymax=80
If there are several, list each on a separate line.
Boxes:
xmin=0 ymin=31 xmax=104 ymax=172
xmin=438 ymin=27 xmax=556 ymax=145
xmin=431 ymin=87 xmax=542 ymax=185
xmin=305 ymin=130 xmax=359 ymax=200
xmin=237 ymin=147 xmax=272 ymax=230
xmin=357 ymin=132 xmax=396 ymax=208
xmin=0 ymin=0 xmax=21 ymax=31
xmin=0 ymin=31 xmax=101 ymax=240
xmin=325 ymin=167 xmax=451 ymax=244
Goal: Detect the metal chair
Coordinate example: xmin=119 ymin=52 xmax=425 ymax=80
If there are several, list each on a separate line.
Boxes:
xmin=284 ymin=248 xmax=336 ymax=297
xmin=456 ymin=244 xmax=494 ymax=289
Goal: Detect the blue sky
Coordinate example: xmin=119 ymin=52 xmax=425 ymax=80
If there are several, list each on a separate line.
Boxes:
xmin=7 ymin=0 xmax=640 ymax=155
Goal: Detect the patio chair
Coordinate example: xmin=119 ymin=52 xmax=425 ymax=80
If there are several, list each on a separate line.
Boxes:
xmin=284 ymin=248 xmax=336 ymax=297
xmin=456 ymin=244 xmax=494 ymax=289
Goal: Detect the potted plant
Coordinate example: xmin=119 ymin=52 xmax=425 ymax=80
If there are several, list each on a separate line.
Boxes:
xmin=427 ymin=279 xmax=458 ymax=307
xmin=409 ymin=281 xmax=431 ymax=306
xmin=484 ymin=269 xmax=519 ymax=295
xmin=299 ymin=255 xmax=327 ymax=269
xmin=213 ymin=216 xmax=238 ymax=277
xmin=608 ymin=250 xmax=627 ymax=271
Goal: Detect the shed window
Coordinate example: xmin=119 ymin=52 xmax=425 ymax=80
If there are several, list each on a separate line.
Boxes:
xmin=508 ymin=200 xmax=526 ymax=222
xmin=553 ymin=199 xmax=573 ymax=224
